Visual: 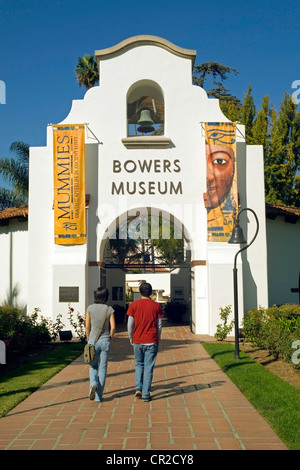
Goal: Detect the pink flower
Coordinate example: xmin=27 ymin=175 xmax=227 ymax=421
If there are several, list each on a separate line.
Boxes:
xmin=18 ymin=333 xmax=22 ymax=337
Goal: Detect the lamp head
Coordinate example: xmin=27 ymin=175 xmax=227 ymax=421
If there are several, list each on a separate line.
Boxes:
xmin=228 ymin=223 xmax=247 ymax=244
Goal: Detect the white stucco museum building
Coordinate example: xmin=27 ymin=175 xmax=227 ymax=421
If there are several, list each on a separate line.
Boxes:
xmin=1 ymin=36 xmax=299 ymax=335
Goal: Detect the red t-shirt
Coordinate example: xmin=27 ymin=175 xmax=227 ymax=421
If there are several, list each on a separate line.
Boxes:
xmin=127 ymin=298 xmax=164 ymax=344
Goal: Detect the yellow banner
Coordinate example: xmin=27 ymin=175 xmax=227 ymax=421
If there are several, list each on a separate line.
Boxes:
xmin=205 ymin=122 xmax=238 ymax=242
xmin=53 ymin=125 xmax=86 ymax=245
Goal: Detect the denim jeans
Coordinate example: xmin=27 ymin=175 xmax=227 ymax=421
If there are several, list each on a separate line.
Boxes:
xmin=89 ymin=337 xmax=111 ymax=401
xmin=133 ymin=343 xmax=158 ymax=399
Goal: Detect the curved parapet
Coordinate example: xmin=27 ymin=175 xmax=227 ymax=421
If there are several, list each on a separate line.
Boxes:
xmin=95 ymin=35 xmax=196 ymax=66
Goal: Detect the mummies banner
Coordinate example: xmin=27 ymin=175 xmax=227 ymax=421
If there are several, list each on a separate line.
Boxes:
xmin=53 ymin=125 xmax=86 ymax=245
xmin=205 ymin=122 xmax=238 ymax=242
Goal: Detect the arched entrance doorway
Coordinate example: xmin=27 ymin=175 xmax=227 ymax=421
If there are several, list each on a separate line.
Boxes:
xmin=97 ymin=207 xmax=193 ymax=328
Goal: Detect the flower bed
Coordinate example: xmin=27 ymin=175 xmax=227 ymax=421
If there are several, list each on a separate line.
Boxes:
xmin=0 ymin=306 xmax=51 ymax=359
xmin=0 ymin=304 xmax=86 ymax=360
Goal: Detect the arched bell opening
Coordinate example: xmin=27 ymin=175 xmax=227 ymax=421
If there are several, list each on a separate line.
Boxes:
xmin=126 ymin=80 xmax=165 ymax=136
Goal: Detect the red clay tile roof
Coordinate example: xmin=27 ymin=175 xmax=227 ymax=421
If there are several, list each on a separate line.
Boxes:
xmin=0 ymin=195 xmax=91 ymax=221
xmin=0 ymin=205 xmax=28 ymax=220
xmin=265 ymin=203 xmax=300 ymax=223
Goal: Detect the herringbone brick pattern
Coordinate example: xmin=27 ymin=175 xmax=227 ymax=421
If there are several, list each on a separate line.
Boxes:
xmin=0 ymin=326 xmax=287 ymax=450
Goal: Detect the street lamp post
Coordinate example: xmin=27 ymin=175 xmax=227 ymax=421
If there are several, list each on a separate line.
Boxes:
xmin=228 ymin=208 xmax=259 ymax=360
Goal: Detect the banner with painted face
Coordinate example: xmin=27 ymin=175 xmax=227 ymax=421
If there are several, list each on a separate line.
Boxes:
xmin=205 ymin=122 xmax=238 ymax=242
xmin=53 ymin=125 xmax=86 ymax=245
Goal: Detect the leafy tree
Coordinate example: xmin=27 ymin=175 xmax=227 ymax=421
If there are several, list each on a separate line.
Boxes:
xmin=108 ymin=216 xmax=185 ymax=266
xmin=193 ymin=61 xmax=240 ymax=107
xmin=0 ymin=141 xmax=29 ymax=209
xmin=264 ymin=93 xmax=300 ymax=207
xmin=109 ymin=228 xmax=141 ymax=264
xmin=241 ymin=85 xmax=256 ymax=144
xmin=227 ymin=87 xmax=300 ymax=208
xmin=151 ymin=217 xmax=184 ymax=264
xmin=219 ymin=99 xmax=242 ymax=122
xmin=0 ymin=189 xmax=25 ymax=211
xmin=250 ymin=95 xmax=271 ymax=152
xmin=75 ymin=54 xmax=99 ymax=90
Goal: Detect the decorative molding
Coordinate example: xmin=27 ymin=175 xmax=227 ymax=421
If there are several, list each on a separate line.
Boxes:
xmin=88 ymin=261 xmax=106 ymax=268
xmin=190 ymin=260 xmax=207 ymax=267
xmin=95 ymin=35 xmax=196 ymax=65
xmin=121 ymin=136 xmax=171 ymax=149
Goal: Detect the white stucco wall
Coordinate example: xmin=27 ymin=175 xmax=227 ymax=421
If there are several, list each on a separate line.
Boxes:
xmin=28 ymin=144 xmax=54 ymax=317
xmin=267 ymin=217 xmax=300 ymax=306
xmin=0 ymin=219 xmax=28 ymax=309
xmin=240 ymin=145 xmax=269 ymax=313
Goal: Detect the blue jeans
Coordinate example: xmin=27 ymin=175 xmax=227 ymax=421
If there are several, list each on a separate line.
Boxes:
xmin=89 ymin=337 xmax=111 ymax=402
xmin=133 ymin=343 xmax=158 ymax=399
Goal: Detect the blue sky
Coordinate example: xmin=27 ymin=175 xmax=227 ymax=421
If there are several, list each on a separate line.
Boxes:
xmin=0 ymin=0 xmax=299 ymax=189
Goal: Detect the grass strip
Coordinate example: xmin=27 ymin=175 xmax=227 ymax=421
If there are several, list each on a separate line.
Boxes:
xmin=0 ymin=342 xmax=83 ymax=418
xmin=203 ymin=342 xmax=300 ymax=450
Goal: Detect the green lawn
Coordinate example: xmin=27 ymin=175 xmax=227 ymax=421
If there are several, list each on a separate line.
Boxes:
xmin=203 ymin=342 xmax=300 ymax=450
xmin=0 ymin=342 xmax=83 ymax=418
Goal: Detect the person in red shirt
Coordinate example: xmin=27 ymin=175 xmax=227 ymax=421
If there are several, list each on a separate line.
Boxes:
xmin=127 ymin=282 xmax=163 ymax=401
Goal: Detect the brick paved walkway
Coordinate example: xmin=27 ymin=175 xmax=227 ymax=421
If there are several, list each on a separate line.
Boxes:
xmin=0 ymin=325 xmax=287 ymax=450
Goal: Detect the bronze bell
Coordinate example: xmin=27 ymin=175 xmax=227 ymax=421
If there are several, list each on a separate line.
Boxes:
xmin=137 ymin=108 xmax=155 ymax=133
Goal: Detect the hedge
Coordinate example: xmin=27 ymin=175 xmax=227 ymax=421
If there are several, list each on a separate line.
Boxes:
xmin=242 ymin=304 xmax=300 ymax=368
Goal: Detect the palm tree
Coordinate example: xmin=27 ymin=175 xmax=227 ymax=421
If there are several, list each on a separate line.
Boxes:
xmin=75 ymin=54 xmax=99 ymax=90
xmin=0 ymin=141 xmax=29 ymax=209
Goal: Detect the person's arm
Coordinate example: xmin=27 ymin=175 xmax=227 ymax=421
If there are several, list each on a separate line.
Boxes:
xmin=110 ymin=313 xmax=116 ymax=340
xmin=157 ymin=317 xmax=162 ymax=345
xmin=157 ymin=304 xmax=163 ymax=346
xmin=85 ymin=312 xmax=91 ymax=341
xmin=127 ymin=316 xmax=135 ymax=345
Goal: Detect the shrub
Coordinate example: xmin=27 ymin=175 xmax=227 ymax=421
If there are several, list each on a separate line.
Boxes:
xmin=214 ymin=305 xmax=234 ymax=341
xmin=0 ymin=307 xmax=51 ymax=358
xmin=242 ymin=304 xmax=300 ymax=368
xmin=67 ymin=304 xmax=86 ymax=341
xmin=243 ymin=307 xmax=269 ymax=345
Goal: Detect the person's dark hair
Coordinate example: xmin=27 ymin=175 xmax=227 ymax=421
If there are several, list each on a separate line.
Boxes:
xmin=94 ymin=287 xmax=109 ymax=304
xmin=139 ymin=282 xmax=152 ymax=297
